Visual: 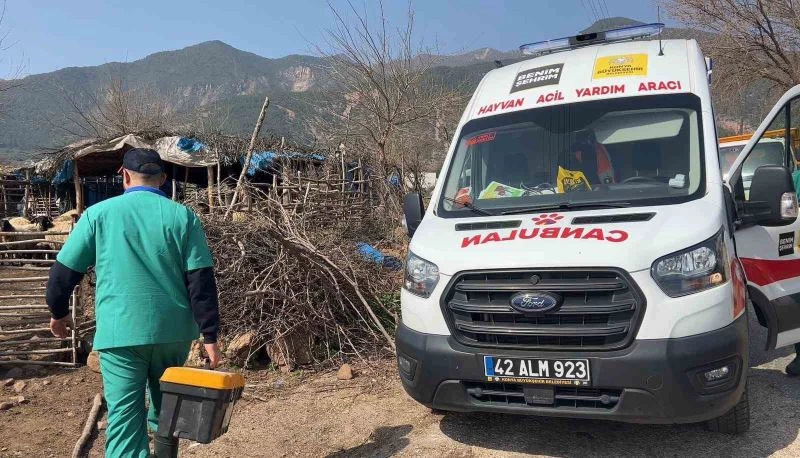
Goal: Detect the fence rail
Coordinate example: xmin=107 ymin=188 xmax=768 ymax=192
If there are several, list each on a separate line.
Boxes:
xmin=0 ymin=227 xmax=79 ymax=367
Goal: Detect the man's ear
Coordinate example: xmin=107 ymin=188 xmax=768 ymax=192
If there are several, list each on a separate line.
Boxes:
xmin=158 ymin=173 xmax=167 ymax=186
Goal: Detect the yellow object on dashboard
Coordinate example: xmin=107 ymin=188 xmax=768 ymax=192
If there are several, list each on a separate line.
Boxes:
xmin=556 ymin=166 xmax=592 ymax=193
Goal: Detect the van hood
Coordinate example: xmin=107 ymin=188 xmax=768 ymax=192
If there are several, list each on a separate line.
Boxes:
xmin=409 ymin=197 xmax=725 ymax=275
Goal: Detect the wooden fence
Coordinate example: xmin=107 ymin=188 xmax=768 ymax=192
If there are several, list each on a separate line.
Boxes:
xmin=0 ymin=229 xmax=82 ymax=367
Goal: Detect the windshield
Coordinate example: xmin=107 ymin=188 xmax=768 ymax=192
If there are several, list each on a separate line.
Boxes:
xmin=438 ymin=94 xmax=705 ymax=217
xmin=718 ymin=144 xmax=744 ymax=174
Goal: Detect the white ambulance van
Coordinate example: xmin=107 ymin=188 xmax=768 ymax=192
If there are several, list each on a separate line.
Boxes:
xmin=397 ymin=23 xmax=800 ymax=434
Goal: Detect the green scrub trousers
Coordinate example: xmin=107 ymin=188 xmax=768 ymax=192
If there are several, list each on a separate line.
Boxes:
xmin=99 ymin=341 xmax=192 ymax=458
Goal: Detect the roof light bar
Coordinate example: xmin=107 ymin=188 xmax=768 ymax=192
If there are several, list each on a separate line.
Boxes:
xmin=520 ymin=22 xmax=664 ymax=56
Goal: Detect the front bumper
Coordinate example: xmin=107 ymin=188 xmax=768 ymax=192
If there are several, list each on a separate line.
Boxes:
xmin=396 ymin=315 xmax=748 ymax=424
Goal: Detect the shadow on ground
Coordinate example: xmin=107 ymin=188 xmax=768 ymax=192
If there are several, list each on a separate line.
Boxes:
xmin=326 ymin=425 xmax=413 ymax=457
xmin=434 ymin=305 xmax=800 ymax=457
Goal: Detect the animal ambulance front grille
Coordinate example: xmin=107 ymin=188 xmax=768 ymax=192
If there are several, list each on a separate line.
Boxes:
xmin=463 ymin=381 xmax=621 ymax=410
xmin=442 ymin=269 xmax=644 ymax=351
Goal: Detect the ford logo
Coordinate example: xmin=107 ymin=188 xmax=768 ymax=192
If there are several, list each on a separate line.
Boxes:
xmin=509 ymin=291 xmax=561 ymax=314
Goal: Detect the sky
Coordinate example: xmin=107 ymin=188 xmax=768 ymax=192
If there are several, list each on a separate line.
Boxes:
xmin=1 ymin=0 xmax=667 ymax=76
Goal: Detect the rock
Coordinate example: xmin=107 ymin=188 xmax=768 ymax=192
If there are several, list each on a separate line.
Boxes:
xmin=337 ymin=364 xmax=354 ymax=381
xmin=97 ymin=419 xmax=107 ymax=430
xmin=41 ymin=380 xmax=51 ymax=386
xmin=12 ymin=381 xmax=26 ymax=394
xmin=2 ymin=378 xmax=13 ymax=387
xmin=4 ymin=367 xmax=23 ymax=379
xmin=265 ymin=330 xmax=313 ymax=371
xmin=86 ymin=351 xmax=101 ymax=373
xmin=23 ymin=366 xmax=41 ymax=376
xmin=225 ymin=332 xmax=255 ymax=364
xmin=0 ymin=402 xmax=12 ymax=411
xmin=13 ymin=396 xmax=28 ymax=405
xmin=66 ymin=411 xmax=75 ymax=418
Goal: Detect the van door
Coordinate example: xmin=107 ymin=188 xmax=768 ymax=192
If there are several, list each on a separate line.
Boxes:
xmin=729 ymin=85 xmax=800 ymax=350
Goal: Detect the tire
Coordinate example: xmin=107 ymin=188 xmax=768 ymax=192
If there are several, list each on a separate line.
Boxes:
xmin=705 ymin=385 xmax=750 ymax=434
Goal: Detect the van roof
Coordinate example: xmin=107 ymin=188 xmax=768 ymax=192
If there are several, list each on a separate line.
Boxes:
xmin=469 ymin=39 xmax=698 ymax=120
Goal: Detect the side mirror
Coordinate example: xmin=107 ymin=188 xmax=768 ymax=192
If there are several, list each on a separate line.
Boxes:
xmin=403 ymin=192 xmax=425 ymax=237
xmin=740 ymin=165 xmax=798 ymax=226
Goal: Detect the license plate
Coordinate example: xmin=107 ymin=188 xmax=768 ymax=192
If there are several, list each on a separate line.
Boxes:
xmin=483 ymin=356 xmax=591 ymax=386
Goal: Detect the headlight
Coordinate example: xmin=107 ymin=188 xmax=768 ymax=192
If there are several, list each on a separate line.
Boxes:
xmin=404 ymin=252 xmax=439 ymax=298
xmin=781 ymin=192 xmax=798 ymax=218
xmin=651 ymin=229 xmax=728 ymax=297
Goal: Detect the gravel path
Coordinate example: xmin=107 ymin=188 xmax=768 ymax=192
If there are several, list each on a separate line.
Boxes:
xmin=184 ymin=306 xmax=800 ymax=457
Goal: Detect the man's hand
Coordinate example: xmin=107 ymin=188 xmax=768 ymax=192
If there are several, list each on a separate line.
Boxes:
xmin=50 ymin=317 xmax=73 ymax=338
xmin=204 ymin=343 xmax=221 ymax=369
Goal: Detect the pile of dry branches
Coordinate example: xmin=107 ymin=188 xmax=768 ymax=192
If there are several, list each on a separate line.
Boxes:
xmin=201 ymin=185 xmax=402 ymax=366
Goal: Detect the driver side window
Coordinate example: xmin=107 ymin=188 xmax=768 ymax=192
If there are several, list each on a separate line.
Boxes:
xmin=739 ymin=103 xmax=795 ymax=201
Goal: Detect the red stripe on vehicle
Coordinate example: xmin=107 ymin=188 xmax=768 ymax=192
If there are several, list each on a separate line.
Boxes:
xmin=739 ymin=258 xmax=800 ymax=286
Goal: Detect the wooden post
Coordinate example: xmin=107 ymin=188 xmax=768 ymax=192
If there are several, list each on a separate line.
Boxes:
xmin=1 ymin=183 xmax=7 ymax=217
xmin=24 ymin=170 xmax=30 ymax=218
xmin=225 ymin=95 xmax=270 ymax=219
xmin=216 ymin=158 xmax=223 ymax=206
xmin=358 ymin=158 xmax=363 ymax=194
xmin=171 ymin=164 xmax=177 ymax=201
xmin=341 ymin=151 xmax=346 ymax=193
xmin=183 ymin=166 xmax=189 ymax=202
xmin=73 ymin=161 xmax=84 ymax=214
xmin=207 ymin=165 xmax=215 ymax=209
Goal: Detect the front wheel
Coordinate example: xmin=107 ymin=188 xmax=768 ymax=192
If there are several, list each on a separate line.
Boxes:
xmin=705 ymin=384 xmax=750 ymax=434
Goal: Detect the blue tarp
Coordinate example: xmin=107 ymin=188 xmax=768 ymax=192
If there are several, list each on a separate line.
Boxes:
xmin=177 ymin=137 xmax=206 ymax=153
xmin=11 ymin=170 xmax=47 ymax=184
xmin=245 ymin=151 xmax=326 ymax=176
xmin=53 ymin=160 xmax=74 ymax=185
xmin=356 ymin=243 xmax=402 ymax=270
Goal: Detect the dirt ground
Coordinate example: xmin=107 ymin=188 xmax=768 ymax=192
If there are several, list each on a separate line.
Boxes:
xmin=3 ymin=307 xmax=800 ymax=458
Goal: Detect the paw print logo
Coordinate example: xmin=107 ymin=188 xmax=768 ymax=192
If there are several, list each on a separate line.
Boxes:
xmin=532 ymin=213 xmax=563 ymax=225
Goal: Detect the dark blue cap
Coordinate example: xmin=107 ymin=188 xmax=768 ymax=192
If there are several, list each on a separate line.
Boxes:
xmin=121 ymin=148 xmax=164 ymax=175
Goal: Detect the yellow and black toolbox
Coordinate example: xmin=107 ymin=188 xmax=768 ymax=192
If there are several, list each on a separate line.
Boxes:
xmin=157 ymin=367 xmax=245 ymax=444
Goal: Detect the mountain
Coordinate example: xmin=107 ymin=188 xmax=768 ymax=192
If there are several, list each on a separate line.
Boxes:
xmin=0 ymin=40 xmax=331 ymax=158
xmin=0 ymin=17 xmax=758 ymax=160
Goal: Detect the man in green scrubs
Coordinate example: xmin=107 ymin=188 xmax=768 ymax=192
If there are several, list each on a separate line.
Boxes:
xmin=46 ymin=148 xmax=221 ymax=458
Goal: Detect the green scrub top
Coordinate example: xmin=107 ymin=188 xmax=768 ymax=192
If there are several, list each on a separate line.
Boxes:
xmin=794 ymin=170 xmax=800 ymax=199
xmin=57 ymin=188 xmax=214 ymax=350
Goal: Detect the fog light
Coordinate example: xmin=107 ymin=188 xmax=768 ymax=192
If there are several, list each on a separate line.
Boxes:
xmin=704 ymin=365 xmax=731 ymax=382
xmin=397 ymin=354 xmax=416 ymax=379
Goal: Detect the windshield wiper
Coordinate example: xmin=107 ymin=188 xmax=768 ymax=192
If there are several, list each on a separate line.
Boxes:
xmin=500 ymin=201 xmax=632 ymax=215
xmin=442 ymin=197 xmax=495 ymax=216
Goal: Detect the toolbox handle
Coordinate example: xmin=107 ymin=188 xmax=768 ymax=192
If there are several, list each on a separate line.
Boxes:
xmin=200 ymin=344 xmax=213 ymax=370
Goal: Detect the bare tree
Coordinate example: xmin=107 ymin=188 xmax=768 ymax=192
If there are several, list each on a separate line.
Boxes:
xmin=667 ymin=0 xmax=800 ymax=94
xmin=53 ymin=76 xmax=176 ymax=140
xmin=311 ymin=1 xmax=465 ymax=186
xmin=0 ymin=0 xmax=24 ymax=116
